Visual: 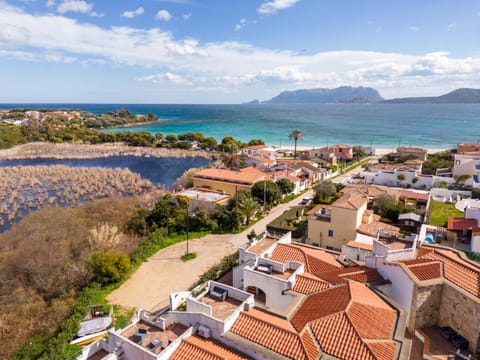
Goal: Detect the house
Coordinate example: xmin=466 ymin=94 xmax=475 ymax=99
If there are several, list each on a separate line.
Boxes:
xmin=279 ymin=160 xmax=327 ymax=185
xmin=452 ymin=152 xmax=480 ymax=187
xmin=245 ymin=155 xmax=276 ymax=169
xmin=51 ymin=111 xmax=76 ymax=122
xmin=192 ymin=167 xmax=265 ymax=196
xmin=362 ymin=162 xmax=433 ymax=189
xmin=299 ymin=146 xmax=337 ymax=165
xmin=307 ymin=189 xmax=402 ymax=251
xmin=241 ymin=145 xmax=276 ymax=159
xmin=331 ymin=144 xmax=353 ymax=160
xmin=176 ymin=188 xmax=231 ymax=212
xmin=396 ymin=146 xmax=428 ymax=161
xmin=457 ymin=143 xmax=480 ymax=153
xmin=367 ymin=244 xmax=480 ymax=356
xmin=398 ymin=212 xmax=424 ymax=233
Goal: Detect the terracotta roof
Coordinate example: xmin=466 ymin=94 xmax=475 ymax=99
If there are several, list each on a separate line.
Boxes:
xmin=346 ymin=241 xmax=373 ymax=251
xmin=331 ymin=144 xmax=352 ymax=149
xmin=334 ymin=192 xmax=368 ymax=210
xmin=343 ymin=184 xmax=400 ymax=199
xmin=447 ymin=217 xmax=478 ymax=231
xmin=293 ymin=273 xmax=330 ymax=294
xmin=271 ymin=243 xmax=342 ymax=275
xmin=357 ymin=220 xmax=400 ymax=238
xmin=170 ymin=335 xmax=250 ymax=360
xmin=251 ymin=156 xmax=275 ymax=164
xmin=403 ymin=259 xmax=442 ymax=281
xmin=193 ymin=168 xmax=264 ymax=185
xmin=316 ymin=266 xmax=385 ymax=285
xmin=418 ymin=246 xmax=480 ymax=297
xmin=230 ymin=309 xmax=312 ymax=360
xmin=291 ymin=281 xmax=398 ymax=360
xmin=399 ymin=189 xmax=430 ymax=201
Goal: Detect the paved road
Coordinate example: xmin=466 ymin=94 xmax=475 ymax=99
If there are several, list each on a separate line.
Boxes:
xmin=107 ymin=189 xmax=314 ymax=311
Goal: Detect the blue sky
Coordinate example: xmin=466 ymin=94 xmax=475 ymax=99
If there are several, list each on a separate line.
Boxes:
xmin=0 ymin=0 xmax=479 ymax=103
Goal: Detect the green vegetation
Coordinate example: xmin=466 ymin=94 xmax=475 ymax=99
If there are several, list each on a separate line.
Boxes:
xmin=88 ymin=252 xmax=132 ymax=285
xmin=465 ymin=251 xmax=480 ymax=263
xmin=276 ymin=178 xmax=294 ymax=194
xmin=313 ymin=180 xmax=338 ymax=204
xmin=267 ymin=207 xmax=306 ymax=239
xmin=374 ymin=194 xmax=408 ymax=223
xmin=288 ymin=128 xmax=304 ymax=159
xmin=181 ymin=252 xmax=197 ymax=262
xmin=0 ymin=124 xmax=27 ymax=149
xmin=428 ymin=200 xmax=464 ymax=227
xmin=83 ymin=109 xmax=158 ymax=128
xmin=422 ymin=151 xmax=454 ymax=175
xmin=252 ymin=181 xmax=282 ymax=209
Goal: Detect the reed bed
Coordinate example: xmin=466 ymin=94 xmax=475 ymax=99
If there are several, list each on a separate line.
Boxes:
xmin=0 ymin=165 xmax=154 ymax=231
xmin=0 ymin=142 xmax=214 ymax=160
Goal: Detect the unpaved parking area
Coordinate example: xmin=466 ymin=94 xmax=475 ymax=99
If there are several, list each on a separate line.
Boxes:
xmin=107 ymin=189 xmax=313 ymax=311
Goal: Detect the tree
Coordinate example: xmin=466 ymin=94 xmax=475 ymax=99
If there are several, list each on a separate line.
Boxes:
xmin=288 ymin=129 xmax=304 ymax=159
xmin=238 ymin=195 xmax=259 ymax=225
xmin=165 ymin=134 xmax=178 ymax=142
xmin=247 ymin=139 xmax=265 ymax=146
xmin=214 ymin=206 xmax=242 ymax=231
xmin=200 ymin=136 xmax=218 ymax=150
xmin=276 ymin=178 xmax=294 ymax=194
xmin=220 ymin=143 xmax=241 ymax=170
xmin=374 ymin=194 xmax=404 ymax=222
xmin=313 ymin=180 xmax=337 ymax=201
xmin=252 ymin=181 xmax=282 ymax=208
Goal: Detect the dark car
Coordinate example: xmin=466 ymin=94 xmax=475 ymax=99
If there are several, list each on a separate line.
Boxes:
xmin=451 ymin=334 xmax=469 ymax=350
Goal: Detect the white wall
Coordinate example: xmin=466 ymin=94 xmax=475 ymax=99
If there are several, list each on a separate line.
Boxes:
xmin=362 ymin=170 xmax=433 ymax=189
xmin=471 ymin=235 xmax=480 ymax=253
xmin=366 ymin=256 xmax=415 ymax=312
xmin=341 ymin=245 xmax=372 ymax=261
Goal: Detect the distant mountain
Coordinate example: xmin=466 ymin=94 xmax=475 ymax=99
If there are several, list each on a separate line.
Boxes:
xmin=264 ymin=86 xmax=384 ymax=104
xmin=382 ymin=88 xmax=480 ymax=104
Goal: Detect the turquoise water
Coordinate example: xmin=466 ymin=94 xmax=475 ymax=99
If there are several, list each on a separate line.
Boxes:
xmin=2 ymin=103 xmax=480 ymax=148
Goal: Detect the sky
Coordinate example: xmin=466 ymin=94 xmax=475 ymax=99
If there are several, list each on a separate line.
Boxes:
xmin=0 ymin=0 xmax=479 ymax=103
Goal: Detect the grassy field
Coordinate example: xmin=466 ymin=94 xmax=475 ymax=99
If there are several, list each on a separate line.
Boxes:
xmin=428 ymin=201 xmax=464 ymax=227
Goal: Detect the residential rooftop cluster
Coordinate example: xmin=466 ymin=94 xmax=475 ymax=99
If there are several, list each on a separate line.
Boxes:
xmin=77 ymin=143 xmax=480 ymax=360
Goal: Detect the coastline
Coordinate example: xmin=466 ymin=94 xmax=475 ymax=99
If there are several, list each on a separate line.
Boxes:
xmin=0 ymin=142 xmax=215 ymax=160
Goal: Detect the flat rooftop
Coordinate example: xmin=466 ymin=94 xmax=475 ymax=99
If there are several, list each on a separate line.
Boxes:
xmin=248 ymin=237 xmax=276 ymax=255
xmin=178 ymin=188 xmax=231 ymax=203
xmin=199 ymin=293 xmax=242 ymax=321
xmin=271 ymin=268 xmax=295 ymax=280
xmin=121 ymin=321 xmax=188 ymax=352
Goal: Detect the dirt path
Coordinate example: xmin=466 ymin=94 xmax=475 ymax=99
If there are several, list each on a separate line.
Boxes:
xmin=107 ymin=189 xmax=313 ymax=311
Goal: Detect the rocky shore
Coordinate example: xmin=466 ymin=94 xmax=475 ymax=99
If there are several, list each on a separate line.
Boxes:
xmin=0 ymin=142 xmax=215 ymax=160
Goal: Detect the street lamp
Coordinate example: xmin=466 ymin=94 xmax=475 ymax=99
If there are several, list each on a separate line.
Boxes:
xmin=186 ymin=211 xmax=195 ymax=256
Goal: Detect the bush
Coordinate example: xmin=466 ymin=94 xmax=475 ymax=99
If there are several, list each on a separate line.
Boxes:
xmin=88 ymin=252 xmax=131 ymax=285
xmin=397 ymin=174 xmax=406 ymax=181
xmin=276 ymin=178 xmax=294 ymax=194
xmin=193 ymin=252 xmax=239 ymax=287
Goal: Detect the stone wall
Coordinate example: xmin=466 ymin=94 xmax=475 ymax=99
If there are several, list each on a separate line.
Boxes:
xmin=439 ymin=284 xmax=480 ymax=354
xmin=408 ymin=283 xmax=443 ymax=332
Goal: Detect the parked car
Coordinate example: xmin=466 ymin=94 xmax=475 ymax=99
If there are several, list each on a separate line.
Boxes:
xmin=301 ymin=197 xmax=313 ymax=205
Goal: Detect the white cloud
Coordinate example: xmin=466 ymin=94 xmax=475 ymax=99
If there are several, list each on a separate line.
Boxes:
xmin=409 ymin=25 xmax=420 ymax=32
xmin=136 ymin=72 xmax=190 ymax=84
xmin=235 ymin=18 xmax=247 ymax=31
xmin=258 ymin=0 xmax=300 ymax=15
xmin=182 ymin=13 xmax=191 ymax=20
xmin=448 ymin=22 xmax=457 ymax=30
xmin=122 ymin=7 xmax=144 ymax=19
xmin=155 ymin=9 xmax=172 ymax=21
xmin=89 ymin=11 xmax=103 ymax=18
xmin=1 ymin=3 xmax=480 ymax=100
xmin=46 ymin=0 xmax=55 ymax=7
xmin=56 ymin=0 xmax=93 ymax=14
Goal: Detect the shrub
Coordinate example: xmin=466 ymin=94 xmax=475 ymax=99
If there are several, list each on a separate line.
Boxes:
xmin=87 ymin=252 xmax=131 ymax=285
xmin=397 ymin=174 xmax=406 ymax=181
xmin=412 ymin=177 xmax=419 ymax=183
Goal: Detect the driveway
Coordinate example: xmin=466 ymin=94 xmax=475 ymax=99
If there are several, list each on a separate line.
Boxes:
xmin=107 ymin=189 xmax=313 ymax=311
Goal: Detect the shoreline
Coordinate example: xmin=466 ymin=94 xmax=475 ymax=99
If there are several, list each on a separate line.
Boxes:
xmin=0 ymin=142 xmax=451 ymax=161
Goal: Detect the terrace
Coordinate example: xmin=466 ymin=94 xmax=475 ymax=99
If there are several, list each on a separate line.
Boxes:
xmin=120 ymin=321 xmax=188 ymax=353
xmin=198 ymin=293 xmax=243 ymax=321
xmin=416 ymin=327 xmax=476 ymax=360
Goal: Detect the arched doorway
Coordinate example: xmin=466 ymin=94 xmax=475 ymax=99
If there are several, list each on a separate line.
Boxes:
xmin=246 ymin=286 xmax=267 ymax=304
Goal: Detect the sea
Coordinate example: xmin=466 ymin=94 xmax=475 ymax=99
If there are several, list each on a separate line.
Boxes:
xmin=1 ymin=103 xmax=480 ymax=149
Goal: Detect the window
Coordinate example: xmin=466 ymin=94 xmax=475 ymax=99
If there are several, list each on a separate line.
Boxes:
xmin=312 ymin=242 xmax=319 ymax=247
xmin=328 ymin=229 xmax=334 ymax=237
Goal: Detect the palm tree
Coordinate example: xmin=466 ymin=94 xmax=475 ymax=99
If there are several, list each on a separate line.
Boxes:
xmin=238 ymin=196 xmax=258 ymax=225
xmin=220 ymin=143 xmax=241 ymax=170
xmin=289 ymin=129 xmax=304 ymax=159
